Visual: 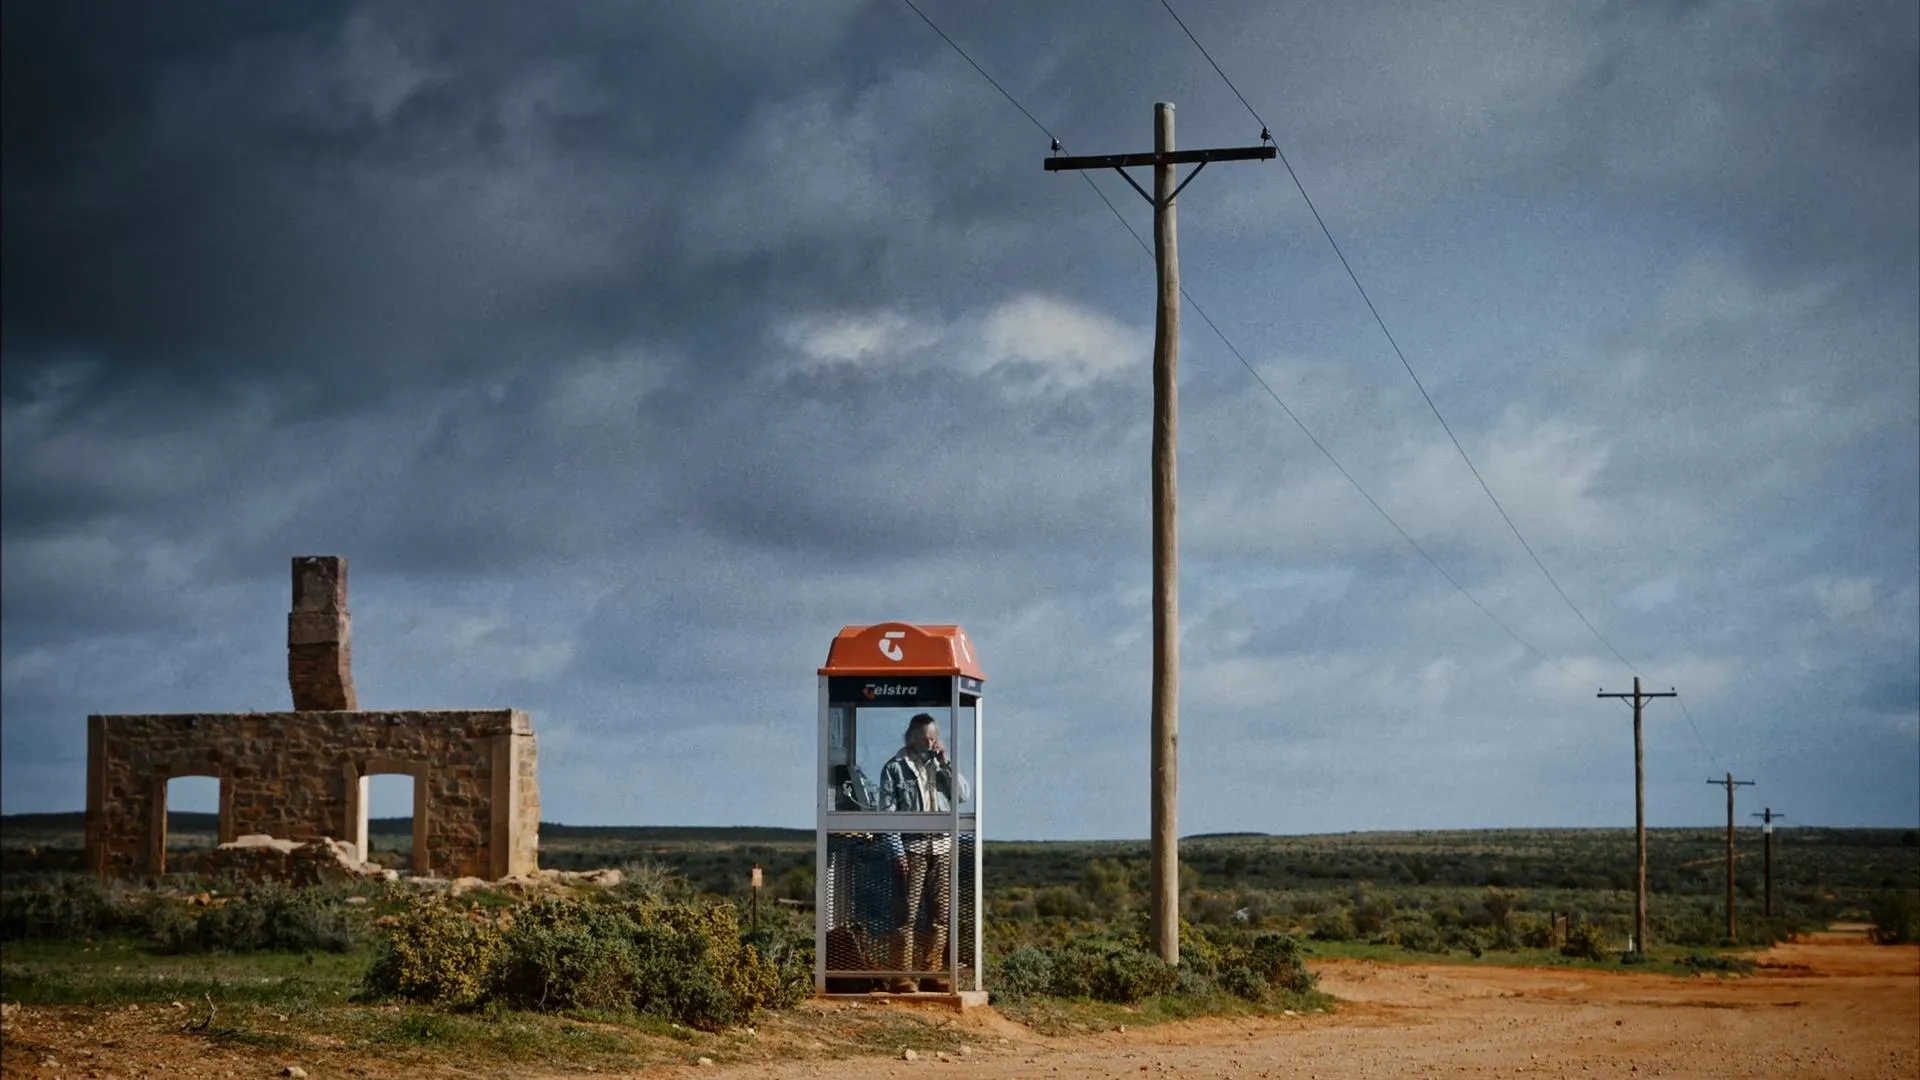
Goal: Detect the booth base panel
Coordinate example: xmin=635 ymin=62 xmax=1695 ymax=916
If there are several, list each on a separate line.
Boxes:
xmin=816 ymin=990 xmax=990 ymax=1010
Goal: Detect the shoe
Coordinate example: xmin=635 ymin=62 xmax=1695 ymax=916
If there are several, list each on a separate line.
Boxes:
xmin=886 ymin=979 xmax=917 ymax=994
xmin=919 ymin=977 xmax=953 ymax=994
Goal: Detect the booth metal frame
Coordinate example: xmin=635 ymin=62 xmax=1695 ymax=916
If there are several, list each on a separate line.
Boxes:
xmin=814 ymin=623 xmax=985 ymax=1000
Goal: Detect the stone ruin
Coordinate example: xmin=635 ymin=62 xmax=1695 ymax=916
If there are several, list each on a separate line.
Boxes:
xmin=84 ymin=556 xmax=540 ymax=881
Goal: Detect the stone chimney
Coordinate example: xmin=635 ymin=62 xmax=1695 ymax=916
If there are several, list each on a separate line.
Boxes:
xmin=288 ymin=555 xmax=358 ymax=711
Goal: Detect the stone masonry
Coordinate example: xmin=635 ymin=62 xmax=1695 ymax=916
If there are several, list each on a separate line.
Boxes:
xmin=84 ymin=557 xmax=539 ymax=880
xmin=86 ymin=709 xmax=539 ymax=879
xmin=289 ymin=555 xmax=356 ymax=710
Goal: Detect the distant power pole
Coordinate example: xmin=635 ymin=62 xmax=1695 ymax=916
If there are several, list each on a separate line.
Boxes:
xmin=1751 ymin=807 xmax=1785 ymax=917
xmin=1045 ymin=104 xmax=1274 ymax=966
xmin=1599 ymin=676 xmax=1677 ymax=959
xmin=1708 ymin=773 xmax=1756 ymax=941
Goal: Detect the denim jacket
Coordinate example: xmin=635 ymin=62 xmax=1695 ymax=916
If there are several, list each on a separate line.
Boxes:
xmin=878 ymin=749 xmax=970 ymax=860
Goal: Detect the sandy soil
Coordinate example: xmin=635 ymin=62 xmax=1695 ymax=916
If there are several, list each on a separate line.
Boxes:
xmin=5 ymin=928 xmax=1915 ymax=1080
xmin=651 ymin=927 xmax=1920 ymax=1080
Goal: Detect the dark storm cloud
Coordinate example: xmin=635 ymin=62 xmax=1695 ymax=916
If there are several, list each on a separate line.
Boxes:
xmin=2 ymin=1 xmax=1913 ymax=832
xmin=0 ymin=0 xmax=1136 ymax=415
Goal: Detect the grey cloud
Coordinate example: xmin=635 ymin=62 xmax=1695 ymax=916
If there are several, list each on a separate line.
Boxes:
xmin=2 ymin=0 xmax=1913 ymax=832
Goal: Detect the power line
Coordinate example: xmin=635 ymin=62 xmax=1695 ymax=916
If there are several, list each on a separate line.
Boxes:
xmin=896 ymin=0 xmax=1152 ymax=290
xmin=899 ymin=0 xmax=1057 ymax=145
xmin=1674 ymin=692 xmax=1724 ymax=773
xmin=894 ymin=0 xmax=1591 ymax=690
xmin=1156 ymin=0 xmax=1643 ymax=675
xmin=1158 ymin=0 xmax=1741 ymax=771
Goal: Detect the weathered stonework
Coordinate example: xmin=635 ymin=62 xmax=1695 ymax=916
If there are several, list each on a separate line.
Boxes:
xmin=83 ymin=555 xmax=541 ymax=881
xmin=289 ymin=555 xmax=356 ymax=711
xmin=85 ymin=709 xmax=539 ymax=879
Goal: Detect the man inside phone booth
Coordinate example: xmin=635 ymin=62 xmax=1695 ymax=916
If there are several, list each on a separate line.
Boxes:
xmin=878 ymin=712 xmax=971 ymax=992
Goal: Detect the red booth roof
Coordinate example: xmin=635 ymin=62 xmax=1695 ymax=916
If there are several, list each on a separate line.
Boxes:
xmin=819 ymin=622 xmax=987 ymax=680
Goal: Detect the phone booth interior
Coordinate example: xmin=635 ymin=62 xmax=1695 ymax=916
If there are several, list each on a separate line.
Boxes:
xmin=816 ymin=623 xmax=984 ymax=999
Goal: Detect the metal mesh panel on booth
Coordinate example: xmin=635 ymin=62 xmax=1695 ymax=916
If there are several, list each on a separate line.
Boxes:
xmin=824 ymin=831 xmax=976 ymax=983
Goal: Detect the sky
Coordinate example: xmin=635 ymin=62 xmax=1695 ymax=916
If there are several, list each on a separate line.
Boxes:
xmin=3 ymin=0 xmax=1915 ymax=839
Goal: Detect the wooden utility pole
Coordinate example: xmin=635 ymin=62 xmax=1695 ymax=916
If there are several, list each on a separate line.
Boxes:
xmin=1599 ymin=677 xmax=1676 ymax=959
xmin=1706 ymin=772 xmax=1755 ymax=940
xmin=1046 ymin=105 xmax=1273 ymax=965
xmin=1751 ymin=807 xmax=1784 ymax=917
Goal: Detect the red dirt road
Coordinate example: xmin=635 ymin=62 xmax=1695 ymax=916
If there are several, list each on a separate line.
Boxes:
xmin=665 ymin=929 xmax=1919 ymax=1080
xmin=3 ymin=930 xmax=1914 ymax=1078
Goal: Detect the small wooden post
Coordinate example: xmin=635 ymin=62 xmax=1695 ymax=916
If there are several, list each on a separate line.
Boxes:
xmin=751 ymin=865 xmax=763 ymax=933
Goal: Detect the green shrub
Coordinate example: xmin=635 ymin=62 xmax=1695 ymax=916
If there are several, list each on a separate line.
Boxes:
xmin=164 ymin=880 xmax=356 ymax=954
xmin=1308 ymin=908 xmax=1354 ymax=942
xmin=363 ymin=894 xmax=797 ymax=1031
xmin=363 ymin=898 xmax=506 ymax=1009
xmin=1868 ymin=890 xmax=1920 ymax=945
xmin=1079 ymin=859 xmax=1134 ymax=918
xmin=1217 ymin=964 xmax=1268 ymax=1001
xmin=1241 ymin=933 xmax=1315 ymax=994
xmin=1393 ymin=922 xmax=1446 ymax=954
xmin=1034 ymin=886 xmax=1092 ymax=920
xmin=1516 ymin=914 xmax=1555 ymax=949
xmin=1095 ymin=947 xmax=1178 ymax=1003
xmin=1349 ymin=888 xmax=1393 ymax=938
xmin=1561 ymin=922 xmax=1609 ymax=961
xmin=0 ymin=876 xmax=358 ymax=953
xmin=493 ymin=897 xmax=645 ymax=1012
xmin=1173 ymin=961 xmax=1214 ymax=997
xmin=1187 ymin=891 xmax=1238 ymax=926
xmin=1043 ymin=941 xmax=1107 ymax=999
xmin=635 ymin=902 xmax=793 ymax=1029
xmin=994 ymin=946 xmax=1054 ymax=1000
xmin=0 ymin=877 xmax=145 ymax=941
xmin=1480 ymin=888 xmax=1516 ymax=933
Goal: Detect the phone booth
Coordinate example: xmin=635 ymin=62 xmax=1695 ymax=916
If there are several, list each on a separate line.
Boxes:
xmin=815 ymin=622 xmax=986 ymax=1004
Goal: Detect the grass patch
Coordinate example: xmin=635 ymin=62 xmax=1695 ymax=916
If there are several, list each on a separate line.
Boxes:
xmin=1678 ymin=952 xmax=1757 ymax=975
xmin=0 ymin=937 xmax=371 ymax=1007
xmin=200 ymin=1023 xmax=304 ymax=1052
xmin=364 ymin=1006 xmax=644 ymax=1061
xmin=834 ymin=1009 xmax=972 ymax=1054
xmin=1299 ymin=939 xmax=1756 ymax=977
xmin=997 ymin=989 xmax=1331 ymax=1037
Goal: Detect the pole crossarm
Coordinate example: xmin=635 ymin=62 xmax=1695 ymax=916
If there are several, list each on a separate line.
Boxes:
xmin=1597 ymin=687 xmax=1677 ymax=701
xmin=1047 ymin=145 xmax=1274 ymax=207
xmin=1044 ymin=145 xmax=1278 ymax=171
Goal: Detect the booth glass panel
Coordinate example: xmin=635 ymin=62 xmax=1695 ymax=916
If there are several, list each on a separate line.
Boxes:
xmin=827 ymin=705 xmax=968 ymax=814
xmin=822 ymin=830 xmax=977 ymax=984
xmin=952 ymin=700 xmax=977 ymax=813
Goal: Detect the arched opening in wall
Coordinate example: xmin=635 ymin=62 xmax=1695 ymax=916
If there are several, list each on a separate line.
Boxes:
xmin=361 ymin=773 xmax=424 ymax=875
xmin=160 ymin=775 xmax=221 ymax=874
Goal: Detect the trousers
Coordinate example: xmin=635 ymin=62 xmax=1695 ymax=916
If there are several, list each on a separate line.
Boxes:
xmin=891 ymin=848 xmax=952 ymax=977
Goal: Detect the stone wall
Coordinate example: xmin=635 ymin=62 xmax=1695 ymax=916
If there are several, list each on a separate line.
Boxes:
xmin=85 ymin=709 xmax=538 ymax=880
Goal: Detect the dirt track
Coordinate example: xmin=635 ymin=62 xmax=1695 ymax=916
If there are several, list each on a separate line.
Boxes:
xmin=3 ymin=929 xmax=1914 ymax=1079
xmin=664 ymin=928 xmax=1919 ymax=1080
